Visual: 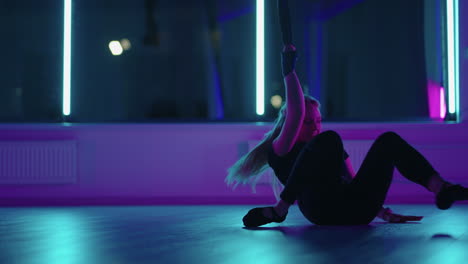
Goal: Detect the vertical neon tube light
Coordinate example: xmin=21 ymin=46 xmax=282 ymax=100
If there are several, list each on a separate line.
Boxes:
xmin=440 ymin=87 xmax=446 ymax=119
xmin=256 ymin=0 xmax=265 ymax=116
xmin=446 ymin=0 xmax=459 ymax=117
xmin=454 ymin=0 xmax=459 ymax=119
xmin=63 ymin=0 xmax=72 ymax=116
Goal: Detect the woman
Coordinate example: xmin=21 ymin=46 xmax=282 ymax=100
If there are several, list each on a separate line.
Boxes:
xmin=225 ymin=43 xmax=468 ymax=227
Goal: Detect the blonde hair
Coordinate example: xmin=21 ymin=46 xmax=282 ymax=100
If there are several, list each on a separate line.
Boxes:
xmin=225 ymin=95 xmax=320 ymax=201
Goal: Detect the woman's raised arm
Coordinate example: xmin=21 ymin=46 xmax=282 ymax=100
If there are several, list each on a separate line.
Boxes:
xmin=272 ymin=46 xmax=305 ymax=156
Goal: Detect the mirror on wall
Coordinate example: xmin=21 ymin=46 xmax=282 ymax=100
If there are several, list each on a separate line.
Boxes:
xmin=0 ymin=0 xmax=454 ymax=123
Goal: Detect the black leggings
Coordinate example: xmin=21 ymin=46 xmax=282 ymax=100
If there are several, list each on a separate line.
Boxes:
xmin=280 ymin=130 xmax=438 ymax=225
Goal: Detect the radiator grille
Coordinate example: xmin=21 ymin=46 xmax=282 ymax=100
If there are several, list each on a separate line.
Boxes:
xmin=0 ymin=141 xmax=77 ymax=184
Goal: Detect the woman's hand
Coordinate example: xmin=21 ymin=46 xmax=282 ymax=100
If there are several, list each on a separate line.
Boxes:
xmin=378 ymin=207 xmax=424 ymax=223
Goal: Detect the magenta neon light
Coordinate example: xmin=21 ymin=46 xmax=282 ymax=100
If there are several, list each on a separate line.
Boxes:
xmin=440 ymin=87 xmax=446 ymax=119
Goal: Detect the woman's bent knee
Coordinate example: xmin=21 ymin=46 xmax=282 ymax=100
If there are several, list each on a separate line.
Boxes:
xmin=306 ymin=130 xmax=343 ymax=151
xmin=377 ymin=131 xmax=401 ymax=143
xmin=317 ymin=130 xmax=341 ymax=142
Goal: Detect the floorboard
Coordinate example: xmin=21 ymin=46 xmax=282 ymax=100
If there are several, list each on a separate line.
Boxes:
xmin=0 ymin=204 xmax=467 ymax=264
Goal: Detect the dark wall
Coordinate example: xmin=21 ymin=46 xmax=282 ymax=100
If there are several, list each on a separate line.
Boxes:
xmin=321 ymin=0 xmax=429 ymax=121
xmin=0 ymin=0 xmax=62 ymax=122
xmin=72 ymin=0 xmax=216 ymax=122
xmin=0 ymin=0 xmax=441 ymax=122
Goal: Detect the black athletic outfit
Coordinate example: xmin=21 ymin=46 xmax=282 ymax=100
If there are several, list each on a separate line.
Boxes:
xmin=268 ymin=130 xmax=437 ymax=225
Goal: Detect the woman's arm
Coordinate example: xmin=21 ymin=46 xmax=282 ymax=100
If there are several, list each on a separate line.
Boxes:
xmin=377 ymin=208 xmax=424 ymax=223
xmin=272 ymin=46 xmax=305 ymax=156
xmin=282 ymin=45 xmax=304 ymax=116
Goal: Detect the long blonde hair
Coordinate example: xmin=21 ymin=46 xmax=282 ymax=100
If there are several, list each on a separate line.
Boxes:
xmin=225 ymin=95 xmax=320 ymax=201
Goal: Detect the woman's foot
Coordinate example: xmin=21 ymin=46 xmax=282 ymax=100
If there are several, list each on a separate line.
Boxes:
xmin=436 ymin=184 xmax=468 ymax=210
xmin=262 ymin=206 xmax=288 ymax=219
xmin=242 ymin=206 xmax=288 ymax=228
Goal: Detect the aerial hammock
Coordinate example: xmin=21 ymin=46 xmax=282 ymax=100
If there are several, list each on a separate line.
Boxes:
xmin=277 ymin=0 xmax=292 ymax=45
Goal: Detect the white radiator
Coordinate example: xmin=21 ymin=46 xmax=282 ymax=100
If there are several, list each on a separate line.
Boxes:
xmin=0 ymin=141 xmax=77 ymax=184
xmin=244 ymin=140 xmax=373 ymax=185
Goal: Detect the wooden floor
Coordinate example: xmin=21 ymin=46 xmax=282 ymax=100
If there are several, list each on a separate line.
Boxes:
xmin=0 ymin=204 xmax=467 ymax=264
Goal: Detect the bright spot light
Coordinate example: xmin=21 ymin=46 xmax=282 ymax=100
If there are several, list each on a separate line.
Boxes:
xmin=120 ymin=38 xmax=131 ymax=50
xmin=270 ymin=95 xmax=283 ymax=109
xmin=109 ymin=41 xmax=123 ymax=56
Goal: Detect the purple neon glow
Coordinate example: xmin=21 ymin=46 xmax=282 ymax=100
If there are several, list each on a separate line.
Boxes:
xmin=213 ymin=63 xmax=225 ymax=119
xmin=427 ymin=80 xmax=446 ymax=120
xmin=440 ymin=87 xmax=446 ymax=119
xmin=217 ymin=6 xmax=254 ymax=23
xmin=312 ymin=0 xmax=366 ymax=21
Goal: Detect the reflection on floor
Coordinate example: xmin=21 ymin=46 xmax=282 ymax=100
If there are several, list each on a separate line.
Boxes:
xmin=0 ymin=204 xmax=467 ymax=264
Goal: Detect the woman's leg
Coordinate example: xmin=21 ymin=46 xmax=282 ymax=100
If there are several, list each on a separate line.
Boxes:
xmin=346 ymin=132 xmax=440 ymax=222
